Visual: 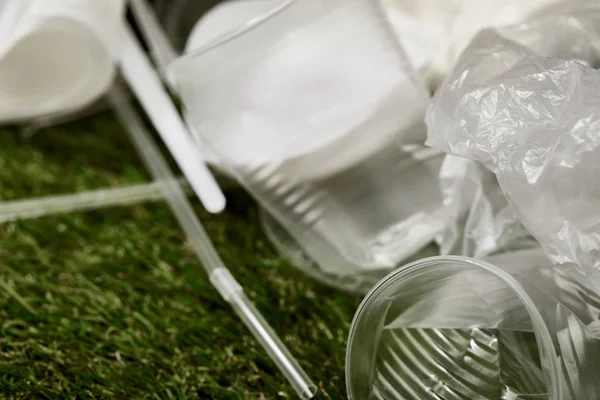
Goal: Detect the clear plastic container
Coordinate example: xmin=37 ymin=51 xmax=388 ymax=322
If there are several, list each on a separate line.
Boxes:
xmin=169 ymin=0 xmax=445 ymax=286
xmin=347 ymin=249 xmax=600 ymax=399
xmin=259 ymin=146 xmax=444 ymax=294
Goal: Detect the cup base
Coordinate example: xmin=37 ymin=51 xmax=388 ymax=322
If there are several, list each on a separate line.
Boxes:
xmin=259 ymin=207 xmax=439 ymax=294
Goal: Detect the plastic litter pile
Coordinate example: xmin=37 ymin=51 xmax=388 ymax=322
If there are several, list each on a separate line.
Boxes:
xmin=1 ymin=0 xmax=600 ymax=398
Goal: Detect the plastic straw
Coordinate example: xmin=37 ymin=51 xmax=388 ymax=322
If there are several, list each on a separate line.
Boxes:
xmin=110 ymin=87 xmax=317 ymax=399
xmin=0 ymin=179 xmax=190 ymax=224
xmin=120 ymin=26 xmax=225 ymax=214
xmin=129 ymin=0 xmax=178 ymax=84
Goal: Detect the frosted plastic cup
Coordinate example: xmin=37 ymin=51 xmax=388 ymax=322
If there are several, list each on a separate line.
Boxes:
xmin=0 ymin=0 xmax=125 ymax=124
xmin=168 ymin=0 xmax=446 ymax=286
xmin=346 ymin=249 xmax=600 ymax=399
xmin=145 ymin=0 xmax=438 ymax=170
xmin=151 ymin=0 xmax=437 ymax=73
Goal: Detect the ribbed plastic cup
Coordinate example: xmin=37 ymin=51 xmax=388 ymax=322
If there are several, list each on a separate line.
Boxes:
xmin=169 ymin=0 xmax=445 ymax=288
xmin=346 ymin=253 xmax=564 ymax=400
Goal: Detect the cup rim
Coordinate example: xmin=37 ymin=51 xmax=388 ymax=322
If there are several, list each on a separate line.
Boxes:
xmin=169 ymin=0 xmax=297 ymax=75
xmin=345 ymin=255 xmax=563 ymax=400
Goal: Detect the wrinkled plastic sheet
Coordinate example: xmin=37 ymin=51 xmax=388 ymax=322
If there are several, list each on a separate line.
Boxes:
xmin=436 ymin=154 xmax=536 ymax=258
xmin=424 ymin=2 xmax=600 ymax=398
xmin=427 ymin=3 xmax=600 ymax=275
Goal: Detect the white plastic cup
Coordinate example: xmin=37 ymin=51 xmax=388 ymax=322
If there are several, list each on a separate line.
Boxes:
xmin=169 ymin=0 xmax=445 ymax=283
xmin=0 ymin=0 xmax=125 ymax=123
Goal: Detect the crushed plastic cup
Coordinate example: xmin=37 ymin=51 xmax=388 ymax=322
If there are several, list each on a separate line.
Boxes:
xmin=168 ymin=0 xmax=446 ymax=290
xmin=0 ymin=0 xmax=125 ymax=123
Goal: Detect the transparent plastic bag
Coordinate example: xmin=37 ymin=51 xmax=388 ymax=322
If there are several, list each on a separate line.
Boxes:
xmin=419 ymin=2 xmax=600 ymax=398
xmin=437 ymin=154 xmax=535 ymax=257
xmin=0 ymin=0 xmax=125 ymax=123
xmin=426 ymin=2 xmax=600 ymax=277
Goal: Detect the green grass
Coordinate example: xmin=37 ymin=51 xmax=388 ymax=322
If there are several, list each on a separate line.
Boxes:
xmin=0 ymin=112 xmax=362 ymax=399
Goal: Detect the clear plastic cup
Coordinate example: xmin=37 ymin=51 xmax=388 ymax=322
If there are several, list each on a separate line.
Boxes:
xmin=259 ymin=146 xmax=444 ymax=294
xmin=169 ymin=0 xmax=445 ymax=286
xmin=150 ymin=0 xmax=438 ymax=76
xmin=346 ymin=249 xmax=600 ymax=399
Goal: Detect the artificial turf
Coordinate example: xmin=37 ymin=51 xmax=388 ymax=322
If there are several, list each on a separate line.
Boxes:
xmin=0 ymin=112 xmax=363 ymax=399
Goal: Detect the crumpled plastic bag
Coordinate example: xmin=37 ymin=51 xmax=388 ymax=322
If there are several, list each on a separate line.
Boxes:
xmin=426 ymin=2 xmax=600 ymax=280
xmin=424 ymin=2 xmax=600 ymax=398
xmin=0 ymin=0 xmax=125 ymax=123
xmin=436 ymin=154 xmax=536 ymax=257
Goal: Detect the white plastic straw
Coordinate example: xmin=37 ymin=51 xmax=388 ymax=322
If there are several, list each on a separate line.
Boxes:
xmin=120 ymin=25 xmax=225 ymax=214
xmin=110 ymin=87 xmax=317 ymax=399
xmin=129 ymin=0 xmax=177 ymax=84
xmin=0 ymin=179 xmax=190 ymax=224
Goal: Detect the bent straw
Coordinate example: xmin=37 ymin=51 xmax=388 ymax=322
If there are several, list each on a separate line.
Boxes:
xmin=110 ymin=87 xmax=317 ymax=400
xmin=120 ymin=26 xmax=225 ymax=213
xmin=0 ymin=179 xmax=190 ymax=224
